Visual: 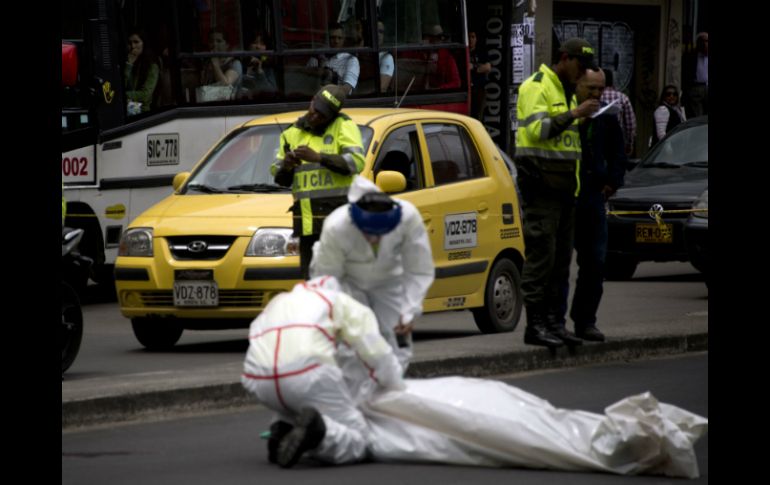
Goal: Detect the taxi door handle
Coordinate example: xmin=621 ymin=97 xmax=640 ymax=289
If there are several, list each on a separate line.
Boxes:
xmin=478 ymin=202 xmax=489 ymax=213
xmin=421 ymin=212 xmax=432 ymax=224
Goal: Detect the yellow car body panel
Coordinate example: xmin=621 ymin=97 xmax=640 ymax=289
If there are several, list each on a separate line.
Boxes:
xmin=116 ymin=108 xmax=525 ymax=332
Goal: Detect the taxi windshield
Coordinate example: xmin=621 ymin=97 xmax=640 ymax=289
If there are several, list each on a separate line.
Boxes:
xmin=184 ymin=124 xmax=373 ymax=194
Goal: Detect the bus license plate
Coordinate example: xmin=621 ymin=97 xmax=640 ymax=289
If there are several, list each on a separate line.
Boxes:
xmin=173 ymin=281 xmax=219 ymax=307
xmin=635 ymin=223 xmax=673 ymax=244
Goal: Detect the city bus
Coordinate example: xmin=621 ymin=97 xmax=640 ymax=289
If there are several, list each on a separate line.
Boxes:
xmin=62 ymin=0 xmax=471 ymax=282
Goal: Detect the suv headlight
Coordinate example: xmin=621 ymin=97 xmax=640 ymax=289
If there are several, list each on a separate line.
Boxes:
xmin=119 ymin=228 xmax=154 ymax=256
xmin=245 ymin=228 xmax=299 ymax=256
xmin=692 ymin=189 xmax=708 ymax=219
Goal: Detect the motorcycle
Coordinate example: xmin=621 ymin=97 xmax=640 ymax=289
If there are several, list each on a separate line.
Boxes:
xmin=61 ymin=227 xmax=92 ymax=374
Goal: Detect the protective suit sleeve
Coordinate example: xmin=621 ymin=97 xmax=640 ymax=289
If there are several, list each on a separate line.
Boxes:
xmin=398 ymin=206 xmax=435 ymax=324
xmin=334 ymin=291 xmax=405 ymax=390
xmin=309 ymin=221 xmax=347 ymax=280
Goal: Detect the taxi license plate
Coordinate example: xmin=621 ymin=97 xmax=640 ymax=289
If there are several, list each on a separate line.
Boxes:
xmin=173 ymin=281 xmax=219 ymax=307
xmin=635 ymin=223 xmax=673 ymax=244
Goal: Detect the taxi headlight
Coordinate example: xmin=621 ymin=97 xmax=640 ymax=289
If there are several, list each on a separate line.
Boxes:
xmin=692 ymin=189 xmax=708 ymax=219
xmin=246 ymin=228 xmax=299 ymax=256
xmin=119 ymin=228 xmax=154 ymax=257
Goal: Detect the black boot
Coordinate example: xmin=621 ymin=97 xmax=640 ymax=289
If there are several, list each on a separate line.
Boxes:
xmin=546 ymin=313 xmax=583 ymax=346
xmin=523 ymin=307 xmax=565 ymax=348
xmin=277 ymin=407 xmax=327 ymax=468
xmin=267 ymin=420 xmax=294 ymax=464
xmin=575 ymin=325 xmax=605 ymax=342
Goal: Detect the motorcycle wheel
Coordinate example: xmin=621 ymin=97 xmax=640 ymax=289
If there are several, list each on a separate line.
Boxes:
xmin=61 ymin=281 xmax=83 ymax=373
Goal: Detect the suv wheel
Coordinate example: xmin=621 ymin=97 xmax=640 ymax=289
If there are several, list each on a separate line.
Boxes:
xmin=472 ymin=258 xmax=523 ymax=333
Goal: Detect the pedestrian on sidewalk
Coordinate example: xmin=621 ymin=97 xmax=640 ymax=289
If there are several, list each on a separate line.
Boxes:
xmin=552 ymin=68 xmax=627 ymax=343
xmin=682 ymin=32 xmax=708 ymax=118
xmin=600 ymin=69 xmax=636 ymax=157
xmin=513 ymin=37 xmax=600 ymax=348
xmin=241 ymin=276 xmax=405 ymax=468
xmin=651 ymin=85 xmax=686 ymax=145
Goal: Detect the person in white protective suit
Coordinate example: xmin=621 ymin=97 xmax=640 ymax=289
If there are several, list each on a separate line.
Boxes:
xmin=310 ymin=175 xmax=434 ymax=400
xmin=240 ymin=276 xmax=405 ymax=468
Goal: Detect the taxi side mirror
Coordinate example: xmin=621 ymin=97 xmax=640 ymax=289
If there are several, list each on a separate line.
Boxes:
xmin=173 ymin=172 xmax=191 ymax=193
xmin=375 ymin=170 xmax=407 ymax=193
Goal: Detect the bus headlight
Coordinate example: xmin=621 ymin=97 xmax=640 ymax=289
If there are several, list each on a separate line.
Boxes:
xmin=246 ymin=228 xmax=299 ymax=256
xmin=119 ymin=228 xmax=154 ymax=257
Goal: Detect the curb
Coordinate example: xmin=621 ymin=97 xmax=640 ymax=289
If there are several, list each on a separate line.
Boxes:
xmin=62 ymin=333 xmax=707 ymax=430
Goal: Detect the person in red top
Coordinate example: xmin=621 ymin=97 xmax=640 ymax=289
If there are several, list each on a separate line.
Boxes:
xmin=422 ymin=24 xmax=461 ymax=89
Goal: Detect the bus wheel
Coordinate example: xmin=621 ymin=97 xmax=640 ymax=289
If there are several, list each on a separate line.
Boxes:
xmin=472 ymin=258 xmax=523 ymax=334
xmin=131 ymin=318 xmax=183 ymax=350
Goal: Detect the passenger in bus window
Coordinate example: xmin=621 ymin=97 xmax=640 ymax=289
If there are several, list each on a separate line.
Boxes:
xmin=468 ymin=30 xmax=491 ymax=119
xmin=154 ymin=22 xmax=175 ymax=107
xmin=306 ymin=23 xmax=360 ymax=95
xmin=124 ymin=29 xmax=159 ymax=115
xmin=198 ymin=28 xmax=243 ymax=101
xmin=344 ymin=19 xmax=365 ymax=48
xmin=378 ymin=21 xmax=394 ymax=93
xmin=422 ymin=24 xmax=461 ymax=90
xmin=242 ymin=30 xmax=277 ymax=98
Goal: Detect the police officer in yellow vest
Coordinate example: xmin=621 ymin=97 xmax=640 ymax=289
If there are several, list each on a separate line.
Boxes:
xmin=514 ymin=38 xmax=601 ymax=348
xmin=272 ymin=84 xmax=365 ymax=279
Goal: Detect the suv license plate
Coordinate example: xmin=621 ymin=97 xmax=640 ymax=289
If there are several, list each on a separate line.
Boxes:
xmin=635 ymin=223 xmax=673 ymax=243
xmin=173 ymin=281 xmax=219 ymax=307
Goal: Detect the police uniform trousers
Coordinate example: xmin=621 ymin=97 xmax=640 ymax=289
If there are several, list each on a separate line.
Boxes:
xmin=519 ymin=185 xmax=576 ymax=313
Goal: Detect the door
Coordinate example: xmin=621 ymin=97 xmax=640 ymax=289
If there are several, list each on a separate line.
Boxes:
xmin=419 ymin=121 xmax=494 ymax=298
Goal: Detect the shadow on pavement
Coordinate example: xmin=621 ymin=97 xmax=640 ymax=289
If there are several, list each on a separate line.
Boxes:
xmin=630 ymin=272 xmax=706 ymax=283
xmin=413 ymin=330 xmax=480 ymax=342
xmin=141 ymin=339 xmax=250 ymax=354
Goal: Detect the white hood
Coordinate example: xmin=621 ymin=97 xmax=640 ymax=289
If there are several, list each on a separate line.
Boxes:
xmin=347 ymin=175 xmax=382 ymax=203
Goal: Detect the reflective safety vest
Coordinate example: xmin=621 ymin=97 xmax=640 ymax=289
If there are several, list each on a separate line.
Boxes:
xmin=515 ymin=64 xmax=582 ymax=196
xmin=277 ymin=114 xmax=365 ymax=236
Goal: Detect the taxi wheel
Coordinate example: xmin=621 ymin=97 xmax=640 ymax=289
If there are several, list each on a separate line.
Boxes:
xmin=131 ymin=318 xmax=184 ymax=350
xmin=472 ymin=258 xmax=522 ymax=334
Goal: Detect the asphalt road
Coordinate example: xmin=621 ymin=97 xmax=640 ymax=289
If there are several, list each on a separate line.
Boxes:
xmin=62 ymin=352 xmax=708 ymax=485
xmin=65 ymin=260 xmax=706 ymax=379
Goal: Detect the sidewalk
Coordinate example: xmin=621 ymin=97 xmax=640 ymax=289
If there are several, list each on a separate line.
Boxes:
xmin=62 ymin=309 xmax=708 ymax=430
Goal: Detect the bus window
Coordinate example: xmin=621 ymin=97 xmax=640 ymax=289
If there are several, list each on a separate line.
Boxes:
xmin=196 ymin=28 xmax=245 ymax=103
xmin=119 ymin=1 xmax=178 ymax=115
xmin=379 ymin=0 xmax=464 ymax=46
xmin=281 ymin=0 xmax=333 ymax=49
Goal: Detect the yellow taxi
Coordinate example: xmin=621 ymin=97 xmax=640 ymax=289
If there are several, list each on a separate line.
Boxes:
xmin=115 ymin=109 xmax=526 ymax=349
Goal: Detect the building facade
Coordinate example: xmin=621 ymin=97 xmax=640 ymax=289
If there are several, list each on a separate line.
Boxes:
xmin=469 ymin=0 xmax=707 ymax=157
